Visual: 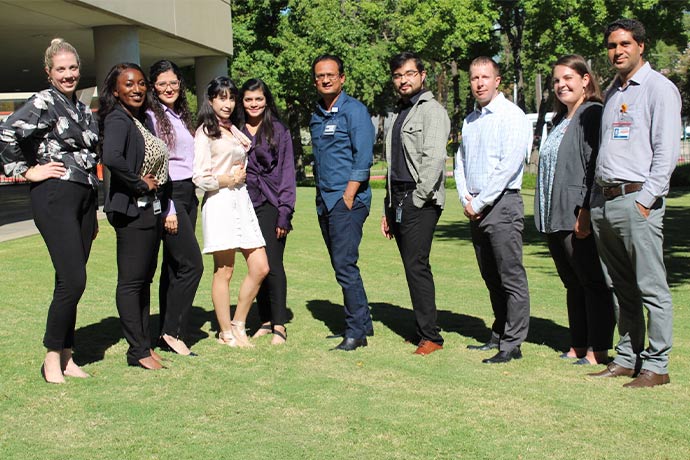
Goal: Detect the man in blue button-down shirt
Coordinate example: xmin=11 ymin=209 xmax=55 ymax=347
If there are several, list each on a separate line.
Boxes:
xmin=310 ymin=54 xmax=374 ymax=351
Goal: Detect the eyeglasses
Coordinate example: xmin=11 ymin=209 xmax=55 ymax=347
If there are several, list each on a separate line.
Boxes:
xmin=155 ymin=80 xmax=180 ymax=90
xmin=392 ymin=70 xmax=420 ymax=81
xmin=314 ymin=73 xmax=341 ymax=82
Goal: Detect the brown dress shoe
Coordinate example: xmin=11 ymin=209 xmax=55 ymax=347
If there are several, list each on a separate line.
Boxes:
xmin=414 ymin=340 xmax=443 ymax=355
xmin=623 ymin=370 xmax=670 ymax=388
xmin=587 ymin=362 xmax=635 ymax=378
xmin=137 ymin=356 xmax=164 ymax=370
xmin=150 ymin=349 xmax=164 ymax=363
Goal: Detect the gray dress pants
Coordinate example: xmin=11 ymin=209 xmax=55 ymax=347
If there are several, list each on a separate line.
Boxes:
xmin=590 ymin=191 xmax=672 ymax=374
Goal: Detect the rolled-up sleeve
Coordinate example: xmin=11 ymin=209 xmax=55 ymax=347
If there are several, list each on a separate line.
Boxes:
xmin=347 ymin=105 xmax=374 ymax=182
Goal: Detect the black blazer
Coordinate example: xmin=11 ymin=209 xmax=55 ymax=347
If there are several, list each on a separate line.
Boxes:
xmin=102 ymin=104 xmax=171 ymax=219
xmin=534 ymin=101 xmax=602 ymax=232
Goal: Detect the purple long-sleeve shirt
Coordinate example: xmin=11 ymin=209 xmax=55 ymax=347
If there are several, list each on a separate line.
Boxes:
xmin=146 ymin=106 xmax=195 ymax=181
xmin=243 ymin=121 xmax=296 ymax=230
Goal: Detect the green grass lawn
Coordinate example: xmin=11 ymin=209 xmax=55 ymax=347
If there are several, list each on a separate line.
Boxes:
xmin=1 ymin=186 xmax=690 ymax=459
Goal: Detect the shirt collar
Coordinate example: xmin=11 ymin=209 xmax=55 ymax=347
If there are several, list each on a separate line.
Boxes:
xmin=614 ymin=61 xmax=651 ymax=89
xmin=160 ymin=102 xmax=182 ymax=119
xmin=475 ymin=92 xmax=506 ymax=115
xmin=317 ymin=90 xmax=349 ymax=115
xmin=398 ymin=89 xmax=426 ymax=110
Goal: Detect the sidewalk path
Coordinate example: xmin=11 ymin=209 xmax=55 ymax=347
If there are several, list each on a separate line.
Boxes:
xmin=0 ymin=183 xmax=106 ymax=243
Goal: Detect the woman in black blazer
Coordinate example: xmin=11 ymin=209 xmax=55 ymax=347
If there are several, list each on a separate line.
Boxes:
xmin=534 ymin=55 xmax=615 ymax=365
xmin=100 ymin=63 xmax=172 ymax=370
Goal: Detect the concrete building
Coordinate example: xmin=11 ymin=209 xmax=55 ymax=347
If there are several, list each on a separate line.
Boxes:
xmin=0 ymin=0 xmax=232 ymax=104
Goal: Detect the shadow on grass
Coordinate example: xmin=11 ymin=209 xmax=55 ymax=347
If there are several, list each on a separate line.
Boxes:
xmin=306 ymin=299 xmax=345 ymax=336
xmin=73 ymin=305 xmax=223 ymax=364
xmin=307 ymin=299 xmax=569 ymax=352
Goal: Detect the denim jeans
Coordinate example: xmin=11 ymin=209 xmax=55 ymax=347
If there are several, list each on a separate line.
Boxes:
xmin=318 ymin=198 xmax=371 ymax=339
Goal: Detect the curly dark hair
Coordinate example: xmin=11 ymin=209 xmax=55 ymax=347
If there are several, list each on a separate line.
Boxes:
xmin=148 ymin=60 xmax=194 ymax=150
xmin=233 ymin=78 xmax=285 ymax=150
xmin=196 ymin=76 xmax=238 ymax=139
xmin=97 ymin=62 xmax=149 ymax=153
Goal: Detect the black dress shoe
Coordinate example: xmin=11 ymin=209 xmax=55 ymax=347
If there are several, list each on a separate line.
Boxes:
xmin=482 ymin=347 xmax=522 ymax=364
xmin=467 ymin=341 xmax=499 ymax=351
xmin=326 ymin=329 xmax=374 ymax=339
xmin=331 ymin=337 xmax=368 ymax=351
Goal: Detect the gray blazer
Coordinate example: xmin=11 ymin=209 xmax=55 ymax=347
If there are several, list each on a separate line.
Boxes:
xmin=534 ymin=101 xmax=602 ymax=232
xmin=384 ymin=91 xmax=451 ymax=209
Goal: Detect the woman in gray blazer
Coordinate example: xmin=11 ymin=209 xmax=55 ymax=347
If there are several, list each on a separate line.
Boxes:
xmin=534 ymin=55 xmax=615 ymax=365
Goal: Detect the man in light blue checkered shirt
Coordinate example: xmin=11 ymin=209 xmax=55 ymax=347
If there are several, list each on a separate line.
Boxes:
xmin=454 ymin=56 xmax=532 ymax=365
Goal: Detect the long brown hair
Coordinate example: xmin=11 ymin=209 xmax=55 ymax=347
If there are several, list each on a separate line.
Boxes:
xmin=552 ymin=54 xmax=602 ymax=124
xmin=148 ymin=60 xmax=194 ymax=150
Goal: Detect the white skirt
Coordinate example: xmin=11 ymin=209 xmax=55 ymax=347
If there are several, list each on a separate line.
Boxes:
xmin=200 ymin=186 xmax=265 ymax=253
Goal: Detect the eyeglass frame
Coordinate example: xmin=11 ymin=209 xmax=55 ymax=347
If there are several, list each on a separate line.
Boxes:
xmin=314 ymin=73 xmax=342 ymax=82
xmin=391 ymin=70 xmax=421 ymax=81
xmin=154 ymin=80 xmax=181 ymax=90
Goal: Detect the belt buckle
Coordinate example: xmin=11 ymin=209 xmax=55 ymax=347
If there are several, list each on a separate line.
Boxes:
xmin=618 ymin=183 xmax=627 ymax=197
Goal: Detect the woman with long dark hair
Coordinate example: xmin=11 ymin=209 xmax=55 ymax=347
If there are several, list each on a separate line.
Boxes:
xmin=234 ymin=79 xmax=296 ymax=345
xmin=534 ymin=55 xmax=615 ymax=365
xmin=100 ymin=63 xmax=172 ymax=370
xmin=0 ymin=38 xmax=98 ymax=383
xmin=193 ymin=76 xmax=269 ymax=348
xmin=147 ymin=60 xmax=203 ymax=356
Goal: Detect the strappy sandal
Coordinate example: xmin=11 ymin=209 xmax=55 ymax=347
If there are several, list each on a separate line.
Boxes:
xmin=271 ymin=326 xmax=287 ymax=345
xmin=218 ymin=330 xmax=237 ymax=347
xmin=231 ymin=321 xmax=254 ymax=348
xmin=252 ymin=323 xmax=273 ymax=339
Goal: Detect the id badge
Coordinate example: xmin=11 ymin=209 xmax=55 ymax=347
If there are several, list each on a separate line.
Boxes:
xmin=612 ymin=122 xmax=632 ymax=140
xmin=323 ymin=123 xmax=337 ymax=136
xmin=395 ymin=205 xmax=402 ymax=223
xmin=152 ymin=198 xmax=162 ymax=215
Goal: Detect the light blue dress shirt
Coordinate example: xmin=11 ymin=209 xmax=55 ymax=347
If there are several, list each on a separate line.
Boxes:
xmin=455 ymin=93 xmax=532 ymax=213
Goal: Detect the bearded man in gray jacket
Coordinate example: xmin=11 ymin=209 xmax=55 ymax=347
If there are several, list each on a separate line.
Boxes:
xmin=381 ymin=51 xmax=451 ymax=356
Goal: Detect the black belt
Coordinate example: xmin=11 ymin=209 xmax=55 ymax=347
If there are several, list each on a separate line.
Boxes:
xmin=470 ymin=189 xmax=519 ymax=197
xmin=602 ymin=182 xmax=643 ymax=200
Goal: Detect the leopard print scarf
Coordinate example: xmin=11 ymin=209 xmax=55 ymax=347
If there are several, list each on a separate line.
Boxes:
xmin=133 ymin=117 xmax=168 ymax=185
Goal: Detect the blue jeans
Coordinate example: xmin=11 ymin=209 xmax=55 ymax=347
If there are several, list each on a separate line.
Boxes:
xmin=318 ymin=198 xmax=371 ymax=339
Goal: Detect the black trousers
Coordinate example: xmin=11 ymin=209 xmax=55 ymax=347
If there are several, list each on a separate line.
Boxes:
xmin=255 ymin=203 xmax=289 ymax=326
xmin=470 ymin=191 xmax=530 ymax=352
xmin=31 ymin=179 xmax=97 ymax=350
xmin=109 ymin=208 xmax=161 ymax=365
xmin=546 ymin=231 xmax=615 ymax=352
xmin=158 ymin=179 xmax=203 ymax=339
xmin=386 ymin=189 xmax=443 ymax=345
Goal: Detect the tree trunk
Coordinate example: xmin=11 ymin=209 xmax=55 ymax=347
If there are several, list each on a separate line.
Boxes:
xmin=286 ymin=99 xmax=305 ymax=181
xmin=450 ymin=60 xmax=461 ymax=144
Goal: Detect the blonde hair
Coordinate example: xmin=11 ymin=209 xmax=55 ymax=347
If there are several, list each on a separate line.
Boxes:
xmin=44 ymin=38 xmax=80 ymax=70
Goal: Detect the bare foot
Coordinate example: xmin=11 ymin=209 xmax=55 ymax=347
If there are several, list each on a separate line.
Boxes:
xmin=61 ymin=349 xmax=90 ymax=378
xmin=252 ymin=322 xmax=272 ymax=339
xmin=161 ymin=334 xmax=192 ymax=355
xmin=42 ymin=350 xmax=65 ymax=384
xmin=271 ymin=325 xmax=287 ymax=345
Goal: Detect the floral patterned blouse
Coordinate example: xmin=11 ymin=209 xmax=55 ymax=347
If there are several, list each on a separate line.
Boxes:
xmin=0 ymin=86 xmax=99 ymax=188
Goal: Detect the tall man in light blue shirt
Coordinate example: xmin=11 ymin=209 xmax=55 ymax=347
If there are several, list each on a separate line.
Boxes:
xmin=588 ymin=19 xmax=681 ymax=388
xmin=455 ymin=56 xmax=532 ymax=364
xmin=310 ymin=54 xmax=375 ymax=351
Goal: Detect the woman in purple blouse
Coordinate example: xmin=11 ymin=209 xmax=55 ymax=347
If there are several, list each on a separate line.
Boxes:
xmin=147 ymin=60 xmax=203 ymax=356
xmin=234 ymin=79 xmax=296 ymax=344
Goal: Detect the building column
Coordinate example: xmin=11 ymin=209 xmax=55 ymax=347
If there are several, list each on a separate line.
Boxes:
xmin=194 ymin=56 xmax=228 ymax=106
xmin=92 ymin=26 xmax=140 ymax=203
xmin=93 ymin=26 xmax=140 ymax=94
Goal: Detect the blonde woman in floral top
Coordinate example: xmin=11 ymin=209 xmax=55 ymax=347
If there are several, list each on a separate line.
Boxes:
xmin=0 ymin=39 xmax=98 ymax=384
